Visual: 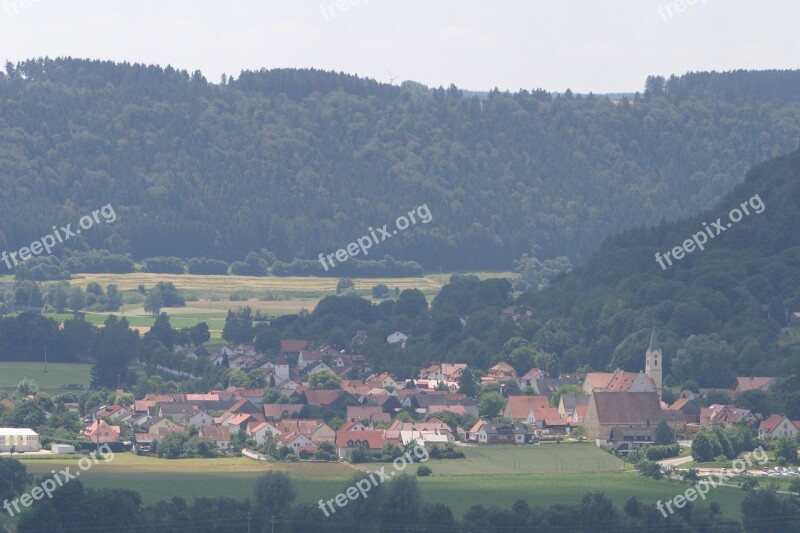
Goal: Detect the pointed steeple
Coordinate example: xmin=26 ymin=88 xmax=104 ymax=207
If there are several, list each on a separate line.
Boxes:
xmin=648 ymin=327 xmax=660 ymax=353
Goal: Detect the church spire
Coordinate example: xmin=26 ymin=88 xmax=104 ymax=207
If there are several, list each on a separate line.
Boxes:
xmin=648 ymin=327 xmax=659 ymax=353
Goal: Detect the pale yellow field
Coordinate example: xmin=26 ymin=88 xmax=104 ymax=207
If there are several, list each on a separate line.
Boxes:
xmin=69 ymin=273 xmax=445 ymax=294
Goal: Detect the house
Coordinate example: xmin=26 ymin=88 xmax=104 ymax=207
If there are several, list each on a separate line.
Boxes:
xmin=279 ymin=340 xmax=310 ymax=359
xmin=758 ymin=414 xmax=800 ymax=440
xmin=274 ymin=354 xmax=291 ymax=381
xmin=351 ymin=330 xmax=368 ymax=345
xmin=306 ymin=361 xmax=333 ymax=375
xmin=139 ymin=416 xmax=181 ymax=435
xmin=700 ymin=405 xmax=757 ymax=428
xmin=347 ymin=405 xmax=391 ymax=423
xmin=95 ymin=405 xmax=133 ymax=422
xmin=1 ymin=397 xmax=16 ymax=409
xmin=275 ymin=419 xmax=335 ymax=444
xmin=487 ymin=362 xmax=517 ymax=380
xmin=608 ymin=427 xmax=655 ymax=453
xmin=247 ymin=421 xmax=281 ymax=445
xmin=517 ymin=368 xmax=545 ymax=389
xmin=571 ymin=404 xmax=588 ymax=425
xmin=227 ymin=399 xmax=262 ymax=415
xmin=365 ymin=373 xmax=400 ymax=391
xmin=731 ymin=377 xmax=774 ymax=395
xmin=398 ymin=430 xmax=452 ymax=449
xmin=532 ymin=377 xmax=581 ymax=401
xmin=363 ymin=394 xmax=402 ymax=415
xmin=199 ymin=425 xmax=231 ymax=450
xmin=277 ymin=431 xmax=316 ymax=455
xmin=0 ymin=428 xmax=40 ymax=452
xmin=418 ymin=363 xmax=467 ymax=382
xmin=503 ymin=396 xmax=551 ymax=425
xmin=558 ymin=394 xmax=589 ymax=419
xmin=335 ymin=430 xmax=388 ymax=458
xmin=298 ymin=349 xmax=323 ymax=369
xmin=540 ymin=417 xmax=571 ymax=436
xmin=302 ymin=390 xmax=352 ymax=407
xmin=187 ymin=410 xmax=214 ymax=428
xmin=263 ymin=404 xmax=304 ymax=420
xmin=582 ymin=372 xmax=614 ymax=394
xmin=84 ymin=420 xmax=121 ymax=443
xmin=669 ymin=398 xmax=701 ymax=424
xmin=473 ymin=422 xmax=532 ymax=444
xmin=386 ymin=331 xmax=409 ymax=349
xmin=583 ymin=391 xmax=663 ymax=444
xmin=603 ymin=370 xmax=656 ymax=393
xmin=158 ymin=403 xmax=203 ymax=426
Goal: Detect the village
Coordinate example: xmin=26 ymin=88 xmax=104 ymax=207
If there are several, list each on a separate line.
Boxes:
xmin=3 ymin=328 xmax=797 ymax=466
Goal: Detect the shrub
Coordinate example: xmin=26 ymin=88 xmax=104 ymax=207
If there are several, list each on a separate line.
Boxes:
xmin=416 ymin=466 xmax=432 ymax=477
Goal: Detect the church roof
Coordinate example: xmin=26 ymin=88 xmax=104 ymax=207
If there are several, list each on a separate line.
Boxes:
xmin=648 ymin=327 xmax=660 ymax=352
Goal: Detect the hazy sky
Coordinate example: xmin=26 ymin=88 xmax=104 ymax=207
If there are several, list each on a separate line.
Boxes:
xmin=0 ymin=0 xmax=798 ymax=93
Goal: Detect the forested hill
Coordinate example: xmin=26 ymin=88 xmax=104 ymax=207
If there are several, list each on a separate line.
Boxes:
xmin=3 ymin=58 xmax=800 ymax=270
xmin=517 ymin=147 xmax=800 ymax=388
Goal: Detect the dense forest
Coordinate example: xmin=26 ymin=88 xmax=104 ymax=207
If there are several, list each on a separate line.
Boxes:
xmin=2 ymin=58 xmax=800 ymax=272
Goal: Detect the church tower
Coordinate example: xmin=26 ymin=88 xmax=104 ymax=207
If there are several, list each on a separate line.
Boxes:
xmin=645 ymin=327 xmax=663 ymax=394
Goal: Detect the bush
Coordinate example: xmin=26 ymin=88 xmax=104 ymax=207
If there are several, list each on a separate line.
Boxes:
xmin=642 ymin=444 xmax=681 ymax=461
xmin=416 ymin=466 xmax=432 ymax=477
xmin=635 ymin=459 xmax=663 ymax=480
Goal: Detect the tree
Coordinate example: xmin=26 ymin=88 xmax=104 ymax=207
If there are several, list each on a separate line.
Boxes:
xmin=372 ymin=283 xmax=390 ymax=298
xmin=148 ymin=313 xmax=173 ymax=349
xmin=313 ymin=441 xmax=336 ymax=461
xmin=308 ymin=370 xmax=341 ymax=390
xmin=691 ymin=430 xmax=716 ymax=462
xmin=254 ymin=471 xmax=296 ymax=524
xmin=416 ymin=465 xmax=432 ymax=477
xmin=188 ymin=322 xmax=210 ymax=346
xmin=775 ymin=436 xmax=798 ymax=464
xmin=654 ymin=420 xmax=675 ymax=445
xmin=16 ymin=377 xmax=38 ymax=395
xmin=106 ymin=284 xmax=123 ymax=311
xmin=395 ymin=289 xmax=428 ymax=319
xmin=222 ymin=307 xmax=254 ymax=343
xmin=144 ymin=288 xmax=163 ymax=317
xmin=381 ymin=474 xmax=422 ymax=526
xmin=457 ymin=368 xmax=479 ymax=397
xmin=479 ymin=391 xmax=506 ymax=418
xmin=90 ymin=315 xmax=139 ymax=389
xmin=0 ymin=457 xmax=27 ymax=503
xmin=336 ymin=278 xmax=354 ymax=294
xmin=68 ymin=286 xmax=86 ymax=311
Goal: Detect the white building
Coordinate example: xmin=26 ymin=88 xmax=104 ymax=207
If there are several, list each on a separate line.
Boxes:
xmin=387 ymin=331 xmax=409 ymax=349
xmin=1 ymin=428 xmax=41 ymax=452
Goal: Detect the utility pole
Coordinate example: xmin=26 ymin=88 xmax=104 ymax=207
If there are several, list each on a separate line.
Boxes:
xmin=270 ymin=514 xmax=275 ymax=533
xmin=247 ymin=512 xmax=251 ymax=533
xmin=43 ymin=347 xmax=47 ymax=373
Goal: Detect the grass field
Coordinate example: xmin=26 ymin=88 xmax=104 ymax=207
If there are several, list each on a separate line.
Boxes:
xmin=17 ymin=445 xmax=747 ymax=520
xmin=0 ymin=362 xmax=92 ymax=389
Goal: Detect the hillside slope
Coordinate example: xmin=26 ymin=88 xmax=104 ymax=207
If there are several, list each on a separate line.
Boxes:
xmin=2 ymin=59 xmax=800 ymax=270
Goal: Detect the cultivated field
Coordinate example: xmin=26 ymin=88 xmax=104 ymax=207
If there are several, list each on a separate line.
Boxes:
xmin=19 ymin=449 xmax=746 ymax=519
